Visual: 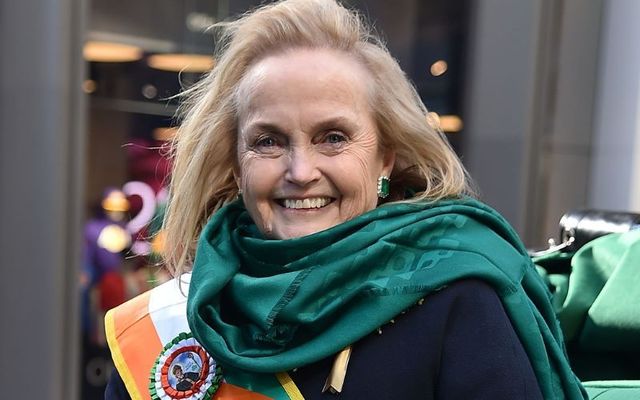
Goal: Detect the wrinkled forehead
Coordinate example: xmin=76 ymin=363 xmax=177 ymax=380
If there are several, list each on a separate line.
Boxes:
xmin=234 ymin=47 xmax=374 ymax=118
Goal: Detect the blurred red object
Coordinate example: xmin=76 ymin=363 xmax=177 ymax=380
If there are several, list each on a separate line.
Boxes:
xmin=99 ymin=271 xmax=126 ymax=311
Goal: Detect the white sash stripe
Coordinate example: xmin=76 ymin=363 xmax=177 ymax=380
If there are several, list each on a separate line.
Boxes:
xmin=148 ymin=274 xmax=192 ymax=344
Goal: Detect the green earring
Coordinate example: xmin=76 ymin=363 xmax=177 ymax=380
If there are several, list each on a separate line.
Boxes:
xmin=377 ymin=175 xmax=390 ymax=199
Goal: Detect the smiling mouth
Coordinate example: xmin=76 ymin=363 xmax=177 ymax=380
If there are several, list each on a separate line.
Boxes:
xmin=276 ymin=197 xmax=335 ymax=210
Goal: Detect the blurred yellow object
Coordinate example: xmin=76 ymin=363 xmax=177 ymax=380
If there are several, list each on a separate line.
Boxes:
xmin=151 ymin=230 xmax=167 ymax=256
xmin=439 ymin=115 xmax=463 ymax=132
xmin=430 ymin=60 xmax=448 ymax=76
xmin=425 ymin=112 xmax=463 ymax=133
xmin=84 ymin=41 xmax=143 ymax=62
xmin=83 ymin=79 xmax=97 ymax=94
xmin=148 ymin=53 xmax=215 ymax=73
xmin=153 ymin=127 xmax=178 ymax=141
xmin=97 ymin=224 xmax=132 ymax=253
xmin=102 ymin=190 xmax=130 ymax=212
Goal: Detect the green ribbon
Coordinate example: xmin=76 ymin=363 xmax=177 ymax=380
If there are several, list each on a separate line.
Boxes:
xmin=187 ymin=198 xmax=586 ymax=399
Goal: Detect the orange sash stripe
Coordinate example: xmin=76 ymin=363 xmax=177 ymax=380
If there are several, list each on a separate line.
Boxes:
xmin=106 ymin=291 xmax=279 ymax=399
xmin=106 ymin=281 xmax=303 ymax=399
xmin=215 ymin=383 xmax=273 ymax=400
xmin=106 ymin=291 xmax=162 ymax=400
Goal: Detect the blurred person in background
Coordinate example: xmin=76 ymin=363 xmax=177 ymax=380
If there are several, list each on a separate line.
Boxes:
xmin=104 ymin=0 xmax=586 ymax=398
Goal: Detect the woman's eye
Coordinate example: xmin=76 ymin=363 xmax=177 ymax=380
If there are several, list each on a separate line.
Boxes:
xmin=250 ymin=135 xmax=283 ymax=155
xmin=325 ymin=132 xmax=347 ymax=144
xmin=256 ymin=136 xmax=278 ymax=148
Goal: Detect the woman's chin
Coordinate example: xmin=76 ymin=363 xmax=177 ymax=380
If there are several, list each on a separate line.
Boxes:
xmin=268 ymin=216 xmax=344 ymax=239
xmin=270 ymin=224 xmax=332 ymax=240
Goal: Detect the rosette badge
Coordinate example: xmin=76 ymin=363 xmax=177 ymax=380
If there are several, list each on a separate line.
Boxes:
xmin=150 ymin=332 xmax=222 ymax=400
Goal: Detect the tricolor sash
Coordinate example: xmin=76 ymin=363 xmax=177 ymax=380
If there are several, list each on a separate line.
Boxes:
xmin=105 ymin=274 xmax=304 ymax=400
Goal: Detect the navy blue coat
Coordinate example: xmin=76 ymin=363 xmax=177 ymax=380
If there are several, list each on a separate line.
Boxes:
xmin=106 ymin=279 xmax=543 ymax=399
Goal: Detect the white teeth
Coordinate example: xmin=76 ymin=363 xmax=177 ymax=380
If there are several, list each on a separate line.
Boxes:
xmin=283 ymin=198 xmax=331 ymax=209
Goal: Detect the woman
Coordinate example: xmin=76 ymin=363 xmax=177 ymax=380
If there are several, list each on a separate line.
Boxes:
xmin=105 ymin=0 xmax=587 ymax=399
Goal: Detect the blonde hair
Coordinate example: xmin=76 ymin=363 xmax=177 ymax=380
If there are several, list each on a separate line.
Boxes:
xmin=163 ymin=0 xmax=473 ymax=276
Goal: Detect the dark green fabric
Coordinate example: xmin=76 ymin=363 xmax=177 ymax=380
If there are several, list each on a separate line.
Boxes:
xmin=584 ymin=381 xmax=640 ymax=400
xmin=187 ymin=198 xmax=586 ymax=399
xmin=545 ymin=230 xmax=640 ymax=351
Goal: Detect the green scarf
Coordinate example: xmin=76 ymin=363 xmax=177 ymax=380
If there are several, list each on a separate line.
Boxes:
xmin=187 ymin=198 xmax=587 ymax=399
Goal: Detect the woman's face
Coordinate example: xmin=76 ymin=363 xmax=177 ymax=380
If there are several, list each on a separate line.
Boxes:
xmin=235 ymin=48 xmax=395 ymax=239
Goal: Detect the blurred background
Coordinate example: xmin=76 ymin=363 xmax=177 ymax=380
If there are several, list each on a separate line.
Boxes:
xmin=1 ymin=0 xmax=639 ymax=398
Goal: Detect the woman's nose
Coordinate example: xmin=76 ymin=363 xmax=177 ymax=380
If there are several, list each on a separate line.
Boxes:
xmin=285 ymin=147 xmax=321 ymax=186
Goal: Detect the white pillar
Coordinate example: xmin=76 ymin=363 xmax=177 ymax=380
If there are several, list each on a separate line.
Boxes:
xmin=589 ymin=0 xmax=640 ymax=212
xmin=464 ymin=0 xmax=604 ymax=245
xmin=462 ymin=0 xmax=544 ymax=239
xmin=0 ymin=1 xmax=86 ymax=398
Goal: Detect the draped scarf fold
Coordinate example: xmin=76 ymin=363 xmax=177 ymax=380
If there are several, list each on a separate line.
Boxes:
xmin=187 ymin=198 xmax=587 ymax=399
